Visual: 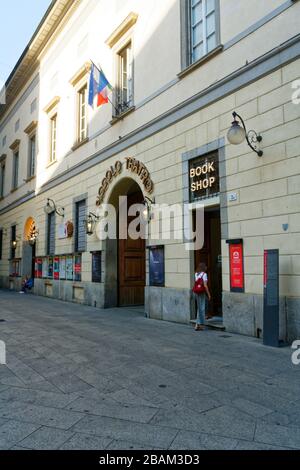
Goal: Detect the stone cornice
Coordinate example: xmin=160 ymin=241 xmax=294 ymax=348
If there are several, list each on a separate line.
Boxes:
xmin=9 ymin=139 xmax=21 ymax=151
xmin=24 ymin=120 xmax=38 ymax=135
xmin=105 ymin=12 xmax=138 ymax=48
xmin=69 ymin=61 xmax=92 ymax=87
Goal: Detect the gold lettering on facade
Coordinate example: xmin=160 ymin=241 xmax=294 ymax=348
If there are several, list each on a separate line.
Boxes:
xmin=96 ymin=158 xmax=154 ymax=206
xmin=190 ymin=160 xmax=217 ymax=194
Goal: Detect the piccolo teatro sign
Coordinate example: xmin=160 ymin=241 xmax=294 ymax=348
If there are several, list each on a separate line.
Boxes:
xmin=96 ymin=157 xmax=154 ymax=206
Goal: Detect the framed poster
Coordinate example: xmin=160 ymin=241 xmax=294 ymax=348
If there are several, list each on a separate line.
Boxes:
xmin=48 ymin=257 xmax=53 ymax=279
xmin=74 ymin=255 xmax=82 ymax=282
xmin=42 ymin=258 xmax=48 ymax=279
xmin=149 ymin=246 xmax=165 ymax=287
xmin=226 ymin=239 xmax=245 ymax=293
xmin=53 ymin=257 xmax=59 ymax=280
xmin=35 ymin=258 xmax=43 ymax=278
xmin=66 ymin=256 xmax=73 ymax=281
xmin=91 ymin=251 xmax=101 ymax=283
xmin=59 ymin=256 xmax=66 ymax=280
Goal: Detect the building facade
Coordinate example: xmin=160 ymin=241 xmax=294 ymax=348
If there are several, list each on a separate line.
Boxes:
xmin=0 ymin=0 xmax=300 ymax=342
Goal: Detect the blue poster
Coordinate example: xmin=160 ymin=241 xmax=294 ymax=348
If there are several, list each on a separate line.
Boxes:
xmin=149 ymin=246 xmax=165 ymax=287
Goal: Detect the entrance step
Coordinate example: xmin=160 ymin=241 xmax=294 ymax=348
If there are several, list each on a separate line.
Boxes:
xmin=190 ymin=318 xmax=225 ymax=331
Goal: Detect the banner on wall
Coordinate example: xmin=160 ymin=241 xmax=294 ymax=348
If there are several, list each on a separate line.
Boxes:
xmin=53 ymin=257 xmax=60 ymax=280
xmin=66 ymin=256 xmax=73 ymax=281
xmin=149 ymin=246 xmax=165 ymax=287
xmin=42 ymin=258 xmax=48 ymax=279
xmin=226 ymin=239 xmax=245 ymax=293
xmin=59 ymin=256 xmax=66 ymax=280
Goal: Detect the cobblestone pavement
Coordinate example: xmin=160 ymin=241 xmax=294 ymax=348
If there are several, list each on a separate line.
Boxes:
xmin=0 ymin=290 xmax=299 ymax=450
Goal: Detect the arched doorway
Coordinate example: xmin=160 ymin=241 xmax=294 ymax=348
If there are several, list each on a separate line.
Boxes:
xmin=104 ymin=178 xmax=146 ymax=308
xmin=22 ymin=217 xmax=37 ymax=279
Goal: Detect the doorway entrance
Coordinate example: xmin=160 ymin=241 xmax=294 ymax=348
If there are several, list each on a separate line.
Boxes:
xmin=104 ymin=178 xmax=146 ymax=308
xmin=118 ymin=190 xmax=146 ymax=306
xmin=22 ymin=217 xmax=37 ymax=279
xmin=194 ymin=208 xmax=222 ymax=317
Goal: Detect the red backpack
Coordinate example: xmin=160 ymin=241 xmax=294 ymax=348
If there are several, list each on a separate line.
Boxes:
xmin=192 ymin=273 xmax=206 ymax=294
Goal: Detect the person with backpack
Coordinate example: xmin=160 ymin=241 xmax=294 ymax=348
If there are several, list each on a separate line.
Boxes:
xmin=192 ymin=262 xmax=211 ymax=331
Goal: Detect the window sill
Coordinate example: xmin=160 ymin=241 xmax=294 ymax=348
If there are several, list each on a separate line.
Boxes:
xmin=178 ymin=45 xmax=224 ymax=79
xmin=46 ymin=160 xmax=57 ymax=169
xmin=110 ymin=106 xmax=135 ymax=125
xmin=25 ymin=175 xmax=36 ymax=183
xmin=71 ymin=137 xmax=89 ymax=152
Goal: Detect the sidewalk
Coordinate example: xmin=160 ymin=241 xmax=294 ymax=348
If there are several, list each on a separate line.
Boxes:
xmin=0 ymin=290 xmax=299 ymax=450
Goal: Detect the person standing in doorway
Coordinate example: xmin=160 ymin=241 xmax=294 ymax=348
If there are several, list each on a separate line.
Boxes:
xmin=193 ymin=262 xmax=211 ymax=331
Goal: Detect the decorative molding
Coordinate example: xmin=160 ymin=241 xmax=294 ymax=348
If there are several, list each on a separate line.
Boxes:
xmin=105 ymin=12 xmax=138 ymax=48
xmin=24 ymin=120 xmax=38 ymax=135
xmin=43 ymin=96 xmax=60 ymax=114
xmin=9 ymin=139 xmax=20 ymax=151
xmin=69 ymin=61 xmax=91 ymax=87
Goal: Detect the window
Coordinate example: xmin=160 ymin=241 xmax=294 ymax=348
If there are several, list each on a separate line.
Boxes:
xmin=116 ymin=42 xmax=133 ymax=114
xmin=11 ymin=225 xmax=16 ymax=259
xmin=78 ymin=85 xmax=87 ymax=143
xmin=50 ymin=114 xmax=57 ymax=163
xmin=92 ymin=251 xmax=101 ymax=283
xmin=2 ymin=136 xmax=6 ymax=147
xmin=28 ymin=134 xmax=36 ymax=178
xmin=0 ymin=162 xmax=5 ymax=198
xmin=75 ymin=200 xmax=86 ymax=253
xmin=190 ymin=0 xmax=217 ymax=63
xmin=47 ymin=212 xmax=55 ymax=255
xmin=0 ymin=229 xmax=3 ymax=260
xmin=12 ymin=151 xmax=19 ymax=190
xmin=15 ymin=119 xmax=20 ymax=132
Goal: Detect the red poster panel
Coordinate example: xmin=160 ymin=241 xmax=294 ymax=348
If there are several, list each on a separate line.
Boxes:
xmin=228 ymin=240 xmax=244 ymax=292
xmin=53 ymin=257 xmax=60 ymax=280
xmin=35 ymin=258 xmax=43 ymax=278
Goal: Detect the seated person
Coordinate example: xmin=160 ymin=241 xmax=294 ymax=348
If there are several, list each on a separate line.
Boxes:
xmin=19 ymin=276 xmax=34 ymax=294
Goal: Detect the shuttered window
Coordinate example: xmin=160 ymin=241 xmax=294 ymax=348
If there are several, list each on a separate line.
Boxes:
xmin=47 ymin=212 xmax=55 ymax=255
xmin=75 ymin=200 xmax=86 ymax=253
xmin=190 ymin=0 xmax=217 ymax=63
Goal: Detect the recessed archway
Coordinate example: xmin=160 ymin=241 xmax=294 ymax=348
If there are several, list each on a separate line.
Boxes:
xmin=22 ymin=217 xmax=37 ymax=279
xmin=24 ymin=217 xmax=36 ymax=241
xmin=103 ymin=177 xmax=146 ymax=308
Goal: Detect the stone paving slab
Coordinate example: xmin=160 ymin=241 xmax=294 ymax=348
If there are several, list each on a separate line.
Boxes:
xmin=0 ymin=290 xmax=299 ymax=450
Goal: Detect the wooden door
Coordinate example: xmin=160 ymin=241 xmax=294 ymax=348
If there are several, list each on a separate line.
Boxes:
xmin=195 ymin=210 xmax=222 ymax=316
xmin=118 ymin=192 xmax=146 ymax=306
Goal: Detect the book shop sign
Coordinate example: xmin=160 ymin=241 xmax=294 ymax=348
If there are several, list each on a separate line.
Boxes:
xmin=96 ymin=157 xmax=154 ymax=206
xmin=189 ymin=152 xmax=219 ymax=201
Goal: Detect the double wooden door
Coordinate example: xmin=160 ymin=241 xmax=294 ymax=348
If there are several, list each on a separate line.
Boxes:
xmin=118 ymin=192 xmax=146 ymax=306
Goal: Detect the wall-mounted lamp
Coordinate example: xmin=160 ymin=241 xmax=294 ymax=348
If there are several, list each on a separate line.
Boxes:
xmin=142 ymin=196 xmax=155 ymax=223
xmin=84 ymin=212 xmax=100 ymax=236
xmin=44 ymin=198 xmax=65 ymax=217
xmin=227 ymin=112 xmax=263 ymax=157
xmin=11 ymin=239 xmax=19 ymax=250
xmin=28 ymin=229 xmax=39 ymax=246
